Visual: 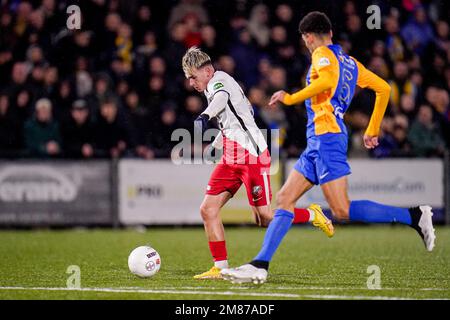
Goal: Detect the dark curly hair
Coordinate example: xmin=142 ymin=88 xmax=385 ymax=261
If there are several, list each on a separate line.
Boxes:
xmin=298 ymin=11 xmax=332 ymax=35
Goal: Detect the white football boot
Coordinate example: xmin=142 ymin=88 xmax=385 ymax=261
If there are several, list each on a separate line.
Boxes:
xmin=410 ymin=205 xmax=436 ymax=252
xmin=221 ymin=264 xmax=268 ymax=284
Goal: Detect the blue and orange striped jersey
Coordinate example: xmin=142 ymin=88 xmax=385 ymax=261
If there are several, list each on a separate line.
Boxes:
xmin=282 ymin=44 xmax=391 ymax=139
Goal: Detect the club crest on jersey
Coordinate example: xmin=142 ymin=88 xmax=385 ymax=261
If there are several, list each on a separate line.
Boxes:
xmin=252 ymin=185 xmax=263 ymax=201
xmin=317 ymin=57 xmax=330 ymax=67
xmin=213 ymin=82 xmax=224 ymax=91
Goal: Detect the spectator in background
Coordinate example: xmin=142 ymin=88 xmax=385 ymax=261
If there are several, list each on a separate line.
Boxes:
xmin=149 ymin=56 xmax=167 ymax=78
xmin=178 ymin=95 xmax=203 ymax=134
xmin=88 ymin=73 xmax=117 ymax=119
xmin=115 ymin=23 xmax=133 ymax=71
xmin=183 ymin=13 xmax=202 ymax=48
xmin=168 ymin=0 xmax=209 ymax=32
xmin=0 ymin=93 xmax=23 ymax=157
xmin=273 ymin=4 xmax=297 ymax=44
xmin=372 ymin=114 xmax=412 ymax=158
xmin=259 ymin=64 xmax=288 ymax=133
xmin=268 ymin=25 xmax=295 ymax=69
xmin=53 ymin=80 xmax=75 ymax=121
xmin=424 ymin=51 xmax=447 ymax=86
xmin=400 ymin=6 xmax=434 ymax=56
xmin=385 ymin=15 xmax=409 ymax=63
xmin=74 ymin=57 xmax=93 ymax=99
xmin=164 ymin=22 xmax=188 ymax=79
xmin=399 ymin=93 xmax=417 ymax=122
xmin=408 ymin=104 xmax=446 ymax=157
xmin=344 ymin=14 xmax=370 ymax=61
xmin=409 ymin=70 xmax=424 ymax=103
xmin=7 ymin=62 xmax=30 ymax=105
xmin=367 ymin=56 xmax=390 ymax=79
xmin=123 ymin=90 xmax=155 ymax=159
xmin=12 ymin=88 xmax=33 ymax=126
xmin=389 ymin=61 xmax=415 ymax=111
xmin=93 ymin=98 xmax=133 ymax=158
xmin=248 ymin=4 xmax=270 ymax=48
xmin=0 ymin=0 xmax=448 ymax=160
xmin=145 ymin=75 xmax=168 ymax=122
xmin=425 ymin=85 xmax=450 ymax=148
xmin=266 ymin=66 xmax=287 ymax=92
xmin=132 ymin=5 xmax=158 ymax=46
xmin=43 ymin=66 xmax=58 ymax=100
xmin=24 ymin=98 xmax=61 ymax=158
xmin=25 ymin=45 xmax=47 ymax=70
xmin=230 ymin=28 xmax=262 ymax=89
xmin=434 ymin=20 xmax=450 ymax=53
xmin=135 ymin=30 xmax=159 ymax=65
xmin=100 ymin=12 xmax=122 ymax=68
xmin=61 ymin=100 xmax=94 ymax=159
xmin=200 ymin=25 xmax=222 ymax=60
xmin=248 ymin=86 xmax=270 ymax=132
xmin=216 ymin=55 xmax=236 ymax=77
xmin=152 ymin=104 xmax=179 ymax=158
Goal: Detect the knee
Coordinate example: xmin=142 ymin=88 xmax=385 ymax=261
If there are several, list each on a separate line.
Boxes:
xmin=253 ymin=208 xmax=273 ymax=228
xmin=330 ymin=204 xmax=350 ymax=221
xmin=259 ymin=213 xmax=273 ymax=228
xmin=275 ymin=190 xmax=295 ymax=209
xmin=199 ymin=203 xmax=219 ymax=221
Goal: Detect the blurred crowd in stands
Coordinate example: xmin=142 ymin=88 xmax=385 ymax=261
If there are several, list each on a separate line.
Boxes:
xmin=0 ymin=0 xmax=448 ymax=159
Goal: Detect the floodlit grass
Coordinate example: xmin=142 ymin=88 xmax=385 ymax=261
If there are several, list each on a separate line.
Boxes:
xmin=0 ymin=226 xmax=449 ymax=300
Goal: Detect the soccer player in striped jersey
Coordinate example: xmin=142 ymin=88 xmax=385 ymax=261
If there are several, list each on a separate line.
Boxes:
xmin=182 ymin=47 xmax=334 ymax=279
xmin=221 ymin=12 xmax=436 ymax=284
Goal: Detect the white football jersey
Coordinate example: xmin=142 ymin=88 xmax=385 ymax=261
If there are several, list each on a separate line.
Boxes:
xmin=203 ymin=71 xmax=268 ymax=157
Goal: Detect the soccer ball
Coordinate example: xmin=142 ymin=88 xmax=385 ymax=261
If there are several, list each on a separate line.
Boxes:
xmin=128 ymin=246 xmax=161 ymax=278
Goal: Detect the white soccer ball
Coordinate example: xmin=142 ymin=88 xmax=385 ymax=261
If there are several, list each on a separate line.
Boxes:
xmin=128 ymin=246 xmax=161 ymax=278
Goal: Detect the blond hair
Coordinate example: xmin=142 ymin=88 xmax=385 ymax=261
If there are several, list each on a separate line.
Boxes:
xmin=182 ymin=46 xmax=212 ymax=77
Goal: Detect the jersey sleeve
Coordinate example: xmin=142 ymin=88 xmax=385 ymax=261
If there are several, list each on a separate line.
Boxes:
xmin=354 ymin=59 xmax=391 ymax=136
xmin=202 ymin=90 xmax=229 ymax=119
xmin=283 ymin=46 xmax=339 ymax=105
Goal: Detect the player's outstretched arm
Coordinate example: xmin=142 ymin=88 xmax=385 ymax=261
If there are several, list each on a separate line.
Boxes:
xmin=268 ymin=70 xmax=336 ymax=107
xmin=269 ymin=48 xmax=339 ymax=107
xmin=355 ymin=60 xmax=391 ymax=149
xmin=268 ymin=90 xmax=287 ymax=106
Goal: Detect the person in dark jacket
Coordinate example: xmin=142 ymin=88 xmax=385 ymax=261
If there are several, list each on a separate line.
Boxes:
xmin=93 ymin=98 xmax=133 ymax=158
xmin=23 ymin=98 xmax=61 ymax=158
xmin=0 ymin=93 xmax=23 ymax=158
xmin=61 ymin=99 xmax=95 ymax=159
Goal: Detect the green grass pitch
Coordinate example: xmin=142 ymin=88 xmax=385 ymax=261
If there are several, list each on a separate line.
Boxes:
xmin=0 ymin=225 xmax=449 ymax=300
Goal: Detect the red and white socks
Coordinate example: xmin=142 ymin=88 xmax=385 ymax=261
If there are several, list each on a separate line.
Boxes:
xmin=208 ymin=240 xmax=228 ymax=269
xmin=293 ymin=207 xmax=315 ymax=224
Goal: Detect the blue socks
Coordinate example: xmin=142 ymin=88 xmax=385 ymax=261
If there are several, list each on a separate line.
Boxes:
xmin=349 ymin=200 xmax=411 ymax=225
xmin=254 ymin=209 xmax=294 ymax=262
xmin=251 ymin=201 xmax=411 ymax=265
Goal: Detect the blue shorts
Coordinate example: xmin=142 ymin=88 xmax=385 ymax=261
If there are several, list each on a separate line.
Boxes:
xmin=294 ymin=133 xmax=351 ymax=185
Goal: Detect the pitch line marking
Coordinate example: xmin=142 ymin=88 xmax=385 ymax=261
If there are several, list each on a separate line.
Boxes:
xmin=0 ymin=286 xmax=448 ymax=300
xmin=123 ymin=286 xmax=450 ymax=292
xmin=0 ymin=286 xmax=299 ymax=298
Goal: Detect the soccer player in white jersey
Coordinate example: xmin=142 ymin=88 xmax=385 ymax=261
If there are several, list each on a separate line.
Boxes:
xmin=182 ymin=47 xmax=334 ymax=279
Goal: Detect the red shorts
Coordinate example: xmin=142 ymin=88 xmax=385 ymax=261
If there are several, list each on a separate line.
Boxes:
xmin=205 ymin=149 xmax=272 ymax=207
